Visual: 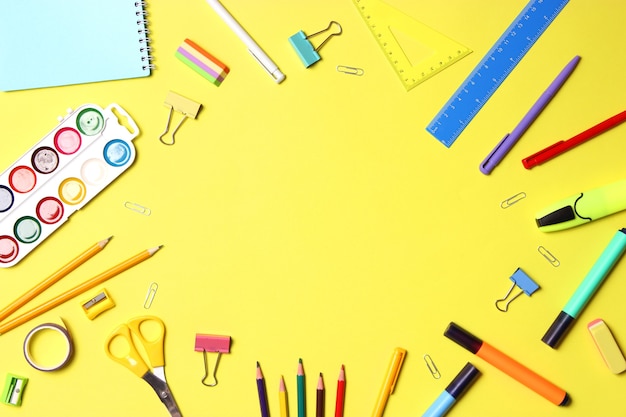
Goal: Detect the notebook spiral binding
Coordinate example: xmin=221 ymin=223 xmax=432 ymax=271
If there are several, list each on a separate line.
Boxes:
xmin=135 ymin=1 xmax=155 ymax=71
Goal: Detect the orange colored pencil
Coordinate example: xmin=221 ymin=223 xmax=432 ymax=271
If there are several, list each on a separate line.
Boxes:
xmin=0 ymin=245 xmax=162 ymax=335
xmin=0 ymin=236 xmax=111 ymax=323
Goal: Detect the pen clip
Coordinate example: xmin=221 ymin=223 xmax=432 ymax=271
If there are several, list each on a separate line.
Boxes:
xmin=480 ymin=133 xmax=509 ymax=175
xmin=389 ymin=348 xmax=406 ymax=394
xmin=248 ymin=49 xmax=285 ymax=83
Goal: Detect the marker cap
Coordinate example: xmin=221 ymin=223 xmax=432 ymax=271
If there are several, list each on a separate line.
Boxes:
xmin=542 ymin=311 xmax=575 ymax=348
xmin=444 ymin=322 xmax=483 ymax=354
xmin=447 ymin=362 xmax=480 ymax=399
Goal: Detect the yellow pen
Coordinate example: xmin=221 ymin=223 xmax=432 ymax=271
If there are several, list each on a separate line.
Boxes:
xmin=372 ymin=347 xmax=407 ymax=417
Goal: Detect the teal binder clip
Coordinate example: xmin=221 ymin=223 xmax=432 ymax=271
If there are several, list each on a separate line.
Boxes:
xmin=289 ymin=21 xmax=342 ymax=68
xmin=2 ymin=374 xmax=28 ymax=406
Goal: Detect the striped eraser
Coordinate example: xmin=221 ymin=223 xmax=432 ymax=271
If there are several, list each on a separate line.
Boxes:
xmin=176 ymin=39 xmax=229 ymax=86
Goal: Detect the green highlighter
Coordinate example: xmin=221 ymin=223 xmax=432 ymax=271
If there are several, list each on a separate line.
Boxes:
xmin=542 ymin=228 xmax=626 ymax=348
xmin=535 ymin=178 xmax=626 ymax=232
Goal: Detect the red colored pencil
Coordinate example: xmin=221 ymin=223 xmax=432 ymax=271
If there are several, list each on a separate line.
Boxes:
xmin=334 ymin=365 xmax=345 ymax=417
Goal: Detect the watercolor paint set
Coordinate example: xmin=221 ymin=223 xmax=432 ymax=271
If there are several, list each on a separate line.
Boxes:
xmin=0 ymin=103 xmax=139 ymax=267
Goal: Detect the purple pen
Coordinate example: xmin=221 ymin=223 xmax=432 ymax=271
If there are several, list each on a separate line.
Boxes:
xmin=479 ymin=55 xmax=581 ymax=175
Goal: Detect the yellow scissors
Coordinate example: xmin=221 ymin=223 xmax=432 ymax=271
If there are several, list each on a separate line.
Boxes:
xmin=105 ymin=316 xmax=182 ymax=417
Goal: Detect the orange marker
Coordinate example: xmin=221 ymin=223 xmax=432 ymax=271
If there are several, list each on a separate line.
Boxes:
xmin=444 ymin=322 xmax=569 ymax=406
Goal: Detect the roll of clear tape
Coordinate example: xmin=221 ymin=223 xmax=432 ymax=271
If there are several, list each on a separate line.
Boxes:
xmin=23 ymin=322 xmax=73 ymax=371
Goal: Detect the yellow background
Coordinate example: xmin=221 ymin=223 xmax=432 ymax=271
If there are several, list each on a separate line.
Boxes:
xmin=1 ymin=0 xmax=625 ymax=416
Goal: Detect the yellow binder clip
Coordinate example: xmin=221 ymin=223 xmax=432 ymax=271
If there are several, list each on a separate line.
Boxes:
xmin=159 ymin=91 xmax=201 ymax=145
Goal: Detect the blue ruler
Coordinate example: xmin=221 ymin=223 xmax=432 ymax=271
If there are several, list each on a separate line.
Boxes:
xmin=426 ymin=0 xmax=569 ymax=147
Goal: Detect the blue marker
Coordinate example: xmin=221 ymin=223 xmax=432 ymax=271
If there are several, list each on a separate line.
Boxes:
xmin=422 ymin=362 xmax=480 ymax=417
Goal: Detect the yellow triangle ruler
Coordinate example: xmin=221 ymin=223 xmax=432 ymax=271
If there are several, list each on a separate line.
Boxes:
xmin=352 ymin=0 xmax=471 ymax=91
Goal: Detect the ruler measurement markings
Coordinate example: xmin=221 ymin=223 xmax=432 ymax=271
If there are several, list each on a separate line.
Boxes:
xmin=426 ymin=0 xmax=569 ymax=147
xmin=352 ymin=0 xmax=471 ymax=91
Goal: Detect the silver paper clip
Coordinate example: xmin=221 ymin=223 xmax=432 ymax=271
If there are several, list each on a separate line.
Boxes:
xmin=538 ymin=245 xmax=560 ymax=267
xmin=495 ymin=268 xmax=540 ymax=312
xmin=500 ymin=192 xmax=526 ymax=208
xmin=423 ymin=354 xmax=441 ymax=379
xmin=143 ymin=282 xmax=158 ymax=309
xmin=337 ymin=65 xmax=364 ymax=76
xmin=124 ymin=201 xmax=151 ymax=216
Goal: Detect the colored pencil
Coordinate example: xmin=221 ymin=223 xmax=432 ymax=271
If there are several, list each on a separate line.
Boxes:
xmin=0 ymin=236 xmax=111 ymax=323
xmin=0 ymin=245 xmax=162 ymax=335
xmin=316 ymin=373 xmax=325 ymax=417
xmin=334 ymin=365 xmax=345 ymax=417
xmin=297 ymin=358 xmax=306 ymax=417
xmin=257 ymin=362 xmax=270 ymax=417
xmin=279 ymin=375 xmax=289 ymax=417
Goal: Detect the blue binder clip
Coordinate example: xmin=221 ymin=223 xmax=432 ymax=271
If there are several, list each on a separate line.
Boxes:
xmin=289 ymin=21 xmax=342 ymax=68
xmin=495 ymin=268 xmax=540 ymax=312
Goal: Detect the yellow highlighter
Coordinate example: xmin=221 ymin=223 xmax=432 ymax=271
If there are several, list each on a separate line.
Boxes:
xmin=588 ymin=319 xmax=626 ymax=374
xmin=535 ymin=178 xmax=626 ymax=232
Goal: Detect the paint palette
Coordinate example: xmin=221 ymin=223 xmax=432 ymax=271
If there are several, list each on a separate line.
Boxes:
xmin=0 ymin=103 xmax=139 ymax=267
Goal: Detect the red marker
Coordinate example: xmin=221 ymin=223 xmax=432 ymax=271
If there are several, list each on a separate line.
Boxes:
xmin=522 ymin=110 xmax=626 ymax=169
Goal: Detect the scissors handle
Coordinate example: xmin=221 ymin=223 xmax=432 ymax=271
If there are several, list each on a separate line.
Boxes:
xmin=127 ymin=315 xmax=166 ymax=368
xmin=105 ymin=324 xmax=150 ymax=378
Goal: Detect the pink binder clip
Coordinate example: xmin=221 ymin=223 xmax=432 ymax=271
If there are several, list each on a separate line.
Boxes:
xmin=194 ymin=334 xmax=231 ymax=386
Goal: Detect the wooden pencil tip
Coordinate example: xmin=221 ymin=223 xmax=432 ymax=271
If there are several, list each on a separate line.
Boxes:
xmin=148 ymin=245 xmax=164 ymax=255
xmin=317 ymin=373 xmax=324 ymax=389
xmin=99 ymin=236 xmax=113 ymax=248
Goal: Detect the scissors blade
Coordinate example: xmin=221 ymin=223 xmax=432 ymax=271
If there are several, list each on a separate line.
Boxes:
xmin=152 ymin=365 xmax=166 ymax=382
xmin=142 ymin=372 xmax=183 ymax=417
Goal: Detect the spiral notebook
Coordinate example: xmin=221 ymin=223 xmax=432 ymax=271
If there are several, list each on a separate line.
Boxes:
xmin=0 ymin=0 xmax=153 ymax=91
